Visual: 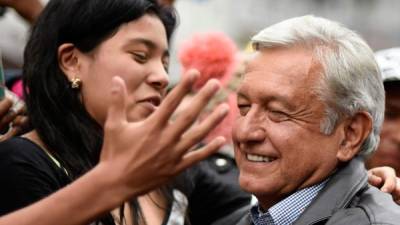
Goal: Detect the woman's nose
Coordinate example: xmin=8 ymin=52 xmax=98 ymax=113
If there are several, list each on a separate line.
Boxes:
xmin=148 ymin=64 xmax=169 ymax=90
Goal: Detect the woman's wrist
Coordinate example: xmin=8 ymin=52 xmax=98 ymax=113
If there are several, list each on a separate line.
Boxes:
xmin=86 ymin=162 xmax=135 ymax=211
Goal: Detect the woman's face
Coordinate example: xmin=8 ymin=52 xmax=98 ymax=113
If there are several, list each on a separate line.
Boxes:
xmin=77 ymin=14 xmax=170 ymax=125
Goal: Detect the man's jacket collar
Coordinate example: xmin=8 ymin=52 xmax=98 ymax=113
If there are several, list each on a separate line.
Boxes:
xmin=293 ymin=157 xmax=367 ymax=225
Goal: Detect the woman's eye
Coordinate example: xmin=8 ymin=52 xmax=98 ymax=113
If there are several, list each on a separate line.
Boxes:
xmin=268 ymin=110 xmax=289 ymax=122
xmin=238 ymin=105 xmax=250 ymax=116
xmin=162 ymin=61 xmax=169 ymax=72
xmin=132 ymin=52 xmax=148 ymax=63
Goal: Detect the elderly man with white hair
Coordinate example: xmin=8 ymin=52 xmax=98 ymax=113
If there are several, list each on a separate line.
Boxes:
xmin=234 ymin=15 xmax=400 ymax=225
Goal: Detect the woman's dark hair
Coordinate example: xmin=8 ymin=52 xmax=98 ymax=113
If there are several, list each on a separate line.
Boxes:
xmin=24 ymin=0 xmax=176 ymax=179
xmin=23 ymin=0 xmax=176 ymax=224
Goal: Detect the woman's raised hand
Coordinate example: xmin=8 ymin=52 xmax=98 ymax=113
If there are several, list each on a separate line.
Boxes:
xmin=100 ymin=69 xmax=229 ymax=199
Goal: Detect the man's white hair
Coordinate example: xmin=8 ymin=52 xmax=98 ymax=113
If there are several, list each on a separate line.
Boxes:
xmin=251 ymin=15 xmax=385 ymax=156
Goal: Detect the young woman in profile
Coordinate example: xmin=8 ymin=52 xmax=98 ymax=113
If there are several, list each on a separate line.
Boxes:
xmin=0 ymin=0 xmax=244 ymax=224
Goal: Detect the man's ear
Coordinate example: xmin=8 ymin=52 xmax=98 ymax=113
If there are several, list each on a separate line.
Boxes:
xmin=58 ymin=43 xmax=81 ymax=81
xmin=337 ymin=111 xmax=373 ymax=162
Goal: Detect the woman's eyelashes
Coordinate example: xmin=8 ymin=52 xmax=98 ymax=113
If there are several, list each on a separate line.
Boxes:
xmin=162 ymin=59 xmax=169 ymax=72
xmin=130 ymin=51 xmax=169 ymax=72
xmin=131 ymin=51 xmax=148 ymax=63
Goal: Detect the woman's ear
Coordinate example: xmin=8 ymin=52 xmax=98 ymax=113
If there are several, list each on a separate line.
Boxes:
xmin=58 ymin=43 xmax=80 ymax=81
xmin=337 ymin=111 xmax=373 ymax=162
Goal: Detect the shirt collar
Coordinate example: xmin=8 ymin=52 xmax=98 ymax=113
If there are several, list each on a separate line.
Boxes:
xmin=250 ymin=179 xmax=328 ymax=225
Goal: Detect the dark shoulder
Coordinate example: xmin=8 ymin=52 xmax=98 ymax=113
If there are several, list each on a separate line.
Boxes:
xmin=357 ymin=185 xmax=400 ymax=224
xmin=0 ymin=137 xmax=49 ymax=164
xmin=0 ymin=137 xmax=70 ymax=215
xmin=0 ymin=136 xmax=69 ymax=182
xmin=327 ymin=185 xmax=400 ymax=225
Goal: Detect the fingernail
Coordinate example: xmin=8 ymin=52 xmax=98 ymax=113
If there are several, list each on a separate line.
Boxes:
xmin=191 ymin=73 xmax=199 ymax=83
xmin=209 ymin=79 xmax=220 ymax=92
xmin=220 ymin=104 xmax=230 ymax=116
xmin=216 ymin=136 xmax=226 ymax=145
xmin=111 ymin=77 xmax=121 ymax=93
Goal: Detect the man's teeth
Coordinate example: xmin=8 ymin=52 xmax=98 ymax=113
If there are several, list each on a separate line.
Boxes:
xmin=246 ymin=154 xmax=272 ymax=162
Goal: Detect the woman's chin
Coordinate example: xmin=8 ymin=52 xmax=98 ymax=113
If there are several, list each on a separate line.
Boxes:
xmin=126 ymin=108 xmax=153 ymax=122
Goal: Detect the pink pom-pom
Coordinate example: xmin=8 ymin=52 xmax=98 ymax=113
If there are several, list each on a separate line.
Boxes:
xmin=179 ymin=32 xmax=237 ymax=91
xmin=204 ymin=93 xmax=238 ymax=144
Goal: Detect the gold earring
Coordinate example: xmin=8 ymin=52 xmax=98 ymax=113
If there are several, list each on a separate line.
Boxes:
xmin=71 ymin=77 xmax=82 ymax=89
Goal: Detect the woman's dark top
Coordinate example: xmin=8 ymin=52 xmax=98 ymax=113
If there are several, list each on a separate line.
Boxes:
xmin=0 ymin=137 xmax=71 ymax=215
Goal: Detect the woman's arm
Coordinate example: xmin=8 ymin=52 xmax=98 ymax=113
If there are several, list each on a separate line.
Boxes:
xmin=0 ymin=164 xmax=124 ymax=225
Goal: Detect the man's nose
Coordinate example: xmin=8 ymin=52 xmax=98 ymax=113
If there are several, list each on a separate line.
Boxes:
xmin=234 ymin=112 xmax=266 ymax=144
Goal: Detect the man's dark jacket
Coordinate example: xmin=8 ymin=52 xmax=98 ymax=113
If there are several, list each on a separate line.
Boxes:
xmin=236 ymin=157 xmax=400 ymax=225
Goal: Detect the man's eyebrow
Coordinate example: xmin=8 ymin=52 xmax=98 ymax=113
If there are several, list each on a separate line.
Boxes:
xmin=125 ymin=38 xmax=169 ymax=57
xmin=238 ymin=85 xmax=295 ymax=110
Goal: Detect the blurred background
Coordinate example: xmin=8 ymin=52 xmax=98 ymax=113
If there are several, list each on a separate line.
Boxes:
xmin=169 ymin=0 xmax=400 ymax=83
xmin=1 ymin=0 xmax=400 ymax=84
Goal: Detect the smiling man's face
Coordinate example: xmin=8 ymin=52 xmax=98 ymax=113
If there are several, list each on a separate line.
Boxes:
xmin=233 ymin=46 xmax=344 ymax=209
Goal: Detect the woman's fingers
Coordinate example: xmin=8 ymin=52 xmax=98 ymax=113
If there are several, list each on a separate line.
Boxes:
xmin=152 ymin=69 xmax=199 ymax=125
xmin=167 ymin=79 xmax=221 ymax=140
xmin=105 ymin=77 xmax=128 ymax=132
xmin=175 ymin=103 xmax=229 ymax=154
xmin=174 ymin=136 xmax=226 ymax=173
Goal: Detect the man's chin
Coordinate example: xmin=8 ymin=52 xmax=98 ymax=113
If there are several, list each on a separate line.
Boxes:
xmin=239 ymin=176 xmax=276 ymax=196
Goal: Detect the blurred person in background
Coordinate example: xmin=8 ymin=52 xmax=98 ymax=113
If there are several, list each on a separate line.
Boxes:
xmin=179 ymin=31 xmax=239 ymax=147
xmin=366 ymin=48 xmax=400 ymax=178
xmin=0 ymin=0 xmax=44 ymax=98
xmin=178 ymin=31 xmax=252 ymax=224
xmin=0 ymin=0 xmax=44 ymax=67
xmin=158 ymin=0 xmax=175 ymax=7
xmin=0 ymin=0 xmax=43 ymax=24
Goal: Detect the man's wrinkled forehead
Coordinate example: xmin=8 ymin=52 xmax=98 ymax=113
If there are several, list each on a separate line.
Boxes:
xmin=243 ymin=52 xmax=259 ymax=74
xmin=243 ymin=47 xmax=316 ymax=79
